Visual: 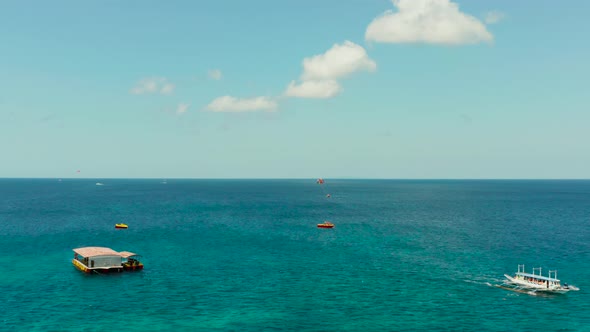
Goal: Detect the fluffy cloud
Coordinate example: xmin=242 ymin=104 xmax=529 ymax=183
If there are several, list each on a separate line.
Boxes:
xmin=284 ymin=41 xmax=375 ymax=99
xmin=365 ymin=0 xmax=493 ymax=45
xmin=160 ymin=83 xmax=175 ymax=95
xmin=485 ymin=10 xmax=504 ymax=24
xmin=176 ymin=103 xmax=190 ymax=115
xmin=301 ymin=41 xmax=376 ymax=81
xmin=284 ymin=80 xmax=341 ymax=99
xmin=206 ymin=96 xmax=277 ymax=112
xmin=208 ymin=69 xmax=223 ymax=80
xmin=130 ymin=77 xmax=175 ymax=95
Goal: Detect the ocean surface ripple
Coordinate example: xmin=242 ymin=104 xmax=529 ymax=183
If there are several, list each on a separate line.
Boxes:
xmin=1 ymin=179 xmax=589 ymax=331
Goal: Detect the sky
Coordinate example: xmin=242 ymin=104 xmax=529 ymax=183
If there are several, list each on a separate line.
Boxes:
xmin=1 ymin=0 xmax=589 ymax=179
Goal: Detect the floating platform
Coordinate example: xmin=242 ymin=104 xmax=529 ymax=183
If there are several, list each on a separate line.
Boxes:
xmin=72 ymin=247 xmax=143 ymax=273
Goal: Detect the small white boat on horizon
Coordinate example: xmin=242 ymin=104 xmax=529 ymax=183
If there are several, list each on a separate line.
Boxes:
xmin=503 ymin=264 xmax=578 ymax=293
xmin=96 ymin=182 xmax=104 ymax=186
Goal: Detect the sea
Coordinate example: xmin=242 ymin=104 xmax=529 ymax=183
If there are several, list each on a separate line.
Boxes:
xmin=1 ymin=179 xmax=589 ymax=331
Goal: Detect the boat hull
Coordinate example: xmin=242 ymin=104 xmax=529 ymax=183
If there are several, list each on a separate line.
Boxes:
xmin=72 ymin=259 xmax=90 ymax=273
xmin=72 ymin=259 xmax=124 ymax=273
xmin=123 ymin=264 xmax=144 ymax=271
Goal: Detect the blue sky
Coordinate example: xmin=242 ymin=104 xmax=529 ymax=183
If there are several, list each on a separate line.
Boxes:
xmin=1 ymin=0 xmax=589 ymax=179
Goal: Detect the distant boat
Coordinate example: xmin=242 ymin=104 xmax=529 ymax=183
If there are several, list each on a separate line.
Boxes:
xmin=503 ymin=264 xmax=578 ymax=293
xmin=115 ymin=223 xmax=128 ymax=229
xmin=96 ymin=182 xmax=104 ymax=186
xmin=317 ymin=221 xmax=334 ymax=228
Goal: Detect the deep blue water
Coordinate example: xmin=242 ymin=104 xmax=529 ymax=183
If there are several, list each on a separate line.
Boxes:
xmin=1 ymin=179 xmax=589 ymax=331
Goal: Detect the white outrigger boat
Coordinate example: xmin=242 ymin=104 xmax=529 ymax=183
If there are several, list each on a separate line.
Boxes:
xmin=503 ymin=265 xmax=578 ymax=293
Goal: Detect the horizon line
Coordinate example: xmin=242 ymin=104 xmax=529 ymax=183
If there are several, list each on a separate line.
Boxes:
xmin=1 ymin=177 xmax=590 ymax=181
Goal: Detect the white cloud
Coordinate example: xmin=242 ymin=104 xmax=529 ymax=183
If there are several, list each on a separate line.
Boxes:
xmin=206 ymin=96 xmax=277 ymax=112
xmin=208 ymin=69 xmax=223 ymax=80
xmin=284 ymin=41 xmax=375 ymax=99
xmin=365 ymin=0 xmax=493 ymax=45
xmin=485 ymin=10 xmax=504 ymax=24
xmin=130 ymin=77 xmax=175 ymax=95
xmin=301 ymin=41 xmax=376 ymax=81
xmin=284 ymin=80 xmax=341 ymax=99
xmin=176 ymin=103 xmax=190 ymax=115
xmin=160 ymin=83 xmax=175 ymax=95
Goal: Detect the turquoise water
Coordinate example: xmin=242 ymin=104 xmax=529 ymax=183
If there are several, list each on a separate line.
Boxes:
xmin=1 ymin=179 xmax=589 ymax=331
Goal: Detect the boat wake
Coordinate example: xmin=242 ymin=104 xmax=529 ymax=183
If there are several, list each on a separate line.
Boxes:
xmin=464 ymin=278 xmax=495 ymax=287
xmin=465 ymin=278 xmax=540 ymax=296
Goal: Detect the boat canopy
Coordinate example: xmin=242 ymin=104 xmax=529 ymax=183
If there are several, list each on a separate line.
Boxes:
xmin=119 ymin=251 xmax=140 ymax=258
xmin=516 ymin=272 xmax=560 ymax=282
xmin=73 ymin=247 xmax=120 ymax=258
